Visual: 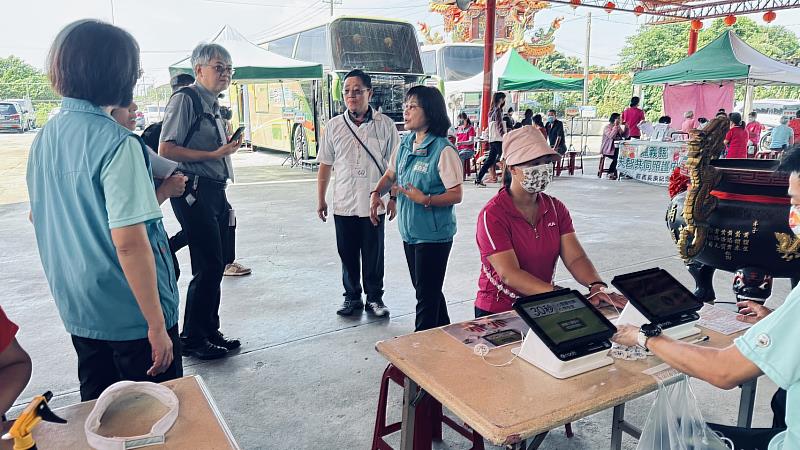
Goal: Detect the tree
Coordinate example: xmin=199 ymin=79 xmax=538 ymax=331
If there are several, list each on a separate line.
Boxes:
xmin=0 ymin=56 xmax=60 ymax=124
xmin=536 ymin=50 xmax=582 ymax=72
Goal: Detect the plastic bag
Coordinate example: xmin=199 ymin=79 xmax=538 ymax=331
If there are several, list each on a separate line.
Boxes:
xmin=636 ymin=375 xmax=732 ymax=450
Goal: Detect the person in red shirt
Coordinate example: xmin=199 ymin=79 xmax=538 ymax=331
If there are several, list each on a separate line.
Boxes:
xmin=745 ymin=111 xmax=765 ymax=152
xmin=622 ymin=96 xmax=645 ymax=139
xmin=724 ymin=112 xmax=750 ymax=159
xmin=474 ymin=127 xmax=627 ymax=317
xmin=455 ymin=112 xmax=476 ymax=162
xmin=789 ymin=110 xmax=800 ymax=144
xmin=0 ymin=305 xmax=31 ymax=418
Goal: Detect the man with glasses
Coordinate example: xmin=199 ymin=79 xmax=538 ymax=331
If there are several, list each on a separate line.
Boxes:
xmin=159 ymin=43 xmax=242 ymax=359
xmin=317 ymin=69 xmax=399 ymax=317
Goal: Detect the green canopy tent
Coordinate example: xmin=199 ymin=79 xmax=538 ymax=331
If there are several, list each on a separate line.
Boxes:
xmin=447 ymin=48 xmax=584 ymax=95
xmin=633 ymin=30 xmax=800 ymax=87
xmin=169 ymin=25 xmax=323 ymax=81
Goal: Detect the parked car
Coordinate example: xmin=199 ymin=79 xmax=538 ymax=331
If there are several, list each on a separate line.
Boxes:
xmin=143 ymin=105 xmax=166 ymax=126
xmin=48 ymin=107 xmax=61 ymax=122
xmin=135 ymin=110 xmax=145 ymax=130
xmin=3 ymin=98 xmax=35 ymax=129
xmin=0 ymin=102 xmax=26 ymax=133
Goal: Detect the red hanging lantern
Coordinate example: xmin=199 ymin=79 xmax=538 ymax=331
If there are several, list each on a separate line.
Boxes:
xmin=724 ymin=15 xmax=737 ymax=27
xmin=604 ymin=1 xmax=615 ymax=13
xmin=633 ymin=5 xmax=644 ymax=16
xmin=570 ymin=0 xmax=581 ymax=9
xmin=690 ymin=19 xmax=703 ymax=31
xmin=763 ymin=11 xmax=777 ymax=24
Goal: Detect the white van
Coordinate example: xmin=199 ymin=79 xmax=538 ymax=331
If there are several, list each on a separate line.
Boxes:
xmin=3 ymin=98 xmax=35 ymax=129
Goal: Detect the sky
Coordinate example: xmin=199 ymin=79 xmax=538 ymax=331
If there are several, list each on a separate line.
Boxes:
xmin=5 ymin=0 xmax=800 ymax=87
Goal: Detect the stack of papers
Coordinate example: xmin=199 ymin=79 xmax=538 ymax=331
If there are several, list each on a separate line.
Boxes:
xmin=697 ymin=304 xmax=753 ymax=335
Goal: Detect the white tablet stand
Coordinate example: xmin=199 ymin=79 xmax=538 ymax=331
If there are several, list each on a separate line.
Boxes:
xmin=615 ymin=302 xmax=700 ymax=340
xmin=512 ymin=329 xmax=613 ymax=379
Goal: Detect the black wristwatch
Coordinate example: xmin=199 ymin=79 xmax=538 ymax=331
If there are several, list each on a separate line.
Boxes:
xmin=637 ymin=323 xmax=662 ymax=350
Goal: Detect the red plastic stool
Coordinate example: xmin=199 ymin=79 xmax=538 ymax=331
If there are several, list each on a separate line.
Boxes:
xmin=598 ymin=155 xmax=613 ymax=178
xmin=372 ymin=364 xmax=485 ymax=450
xmin=556 ymin=150 xmax=583 ymax=176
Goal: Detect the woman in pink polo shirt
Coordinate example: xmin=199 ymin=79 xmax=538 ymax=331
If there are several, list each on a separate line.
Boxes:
xmin=474 ymin=127 xmax=627 ymax=317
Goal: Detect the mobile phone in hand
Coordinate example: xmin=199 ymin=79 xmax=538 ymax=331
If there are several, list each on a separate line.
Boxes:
xmin=229 ymin=126 xmax=245 ymax=143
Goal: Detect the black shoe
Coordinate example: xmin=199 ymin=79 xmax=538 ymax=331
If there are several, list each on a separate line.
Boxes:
xmin=365 ymin=299 xmax=390 ymax=317
xmin=181 ymin=338 xmax=228 ymax=360
xmin=337 ymin=298 xmax=364 ymax=316
xmin=208 ymin=331 xmax=241 ymax=351
xmin=474 ymin=179 xmax=486 ymax=187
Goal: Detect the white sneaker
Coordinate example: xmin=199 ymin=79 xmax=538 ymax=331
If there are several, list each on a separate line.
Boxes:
xmin=365 ymin=300 xmax=390 ymax=317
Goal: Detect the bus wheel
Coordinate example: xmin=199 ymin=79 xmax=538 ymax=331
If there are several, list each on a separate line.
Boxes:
xmin=292 ymin=125 xmax=309 ymax=161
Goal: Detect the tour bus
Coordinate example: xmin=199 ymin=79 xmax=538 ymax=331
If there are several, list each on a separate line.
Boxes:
xmin=420 ymin=43 xmax=485 ymax=123
xmin=250 ymin=16 xmax=426 ymax=160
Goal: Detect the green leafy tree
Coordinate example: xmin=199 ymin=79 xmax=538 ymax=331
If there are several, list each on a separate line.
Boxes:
xmin=536 ymin=51 xmax=582 ymax=72
xmin=0 ymin=56 xmax=60 ymax=124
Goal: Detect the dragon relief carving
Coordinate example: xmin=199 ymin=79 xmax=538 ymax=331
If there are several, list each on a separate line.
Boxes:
xmin=775 ymin=232 xmax=800 ymax=261
xmin=677 ymin=116 xmax=729 ymax=261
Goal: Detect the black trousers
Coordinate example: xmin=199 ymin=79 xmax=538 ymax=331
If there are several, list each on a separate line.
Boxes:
xmin=168 ymin=222 xmax=235 ymax=282
xmin=403 ymin=241 xmax=452 ymax=331
xmin=608 ymin=147 xmax=620 ymax=174
xmin=71 ymin=325 xmax=182 ymax=401
xmin=475 ymin=306 xmax=493 ymax=318
xmin=170 ymin=179 xmax=234 ymax=341
xmin=477 ymin=141 xmax=503 ymax=183
xmin=706 ymin=388 xmax=787 ymax=450
xmin=333 ymin=214 xmax=385 ymax=302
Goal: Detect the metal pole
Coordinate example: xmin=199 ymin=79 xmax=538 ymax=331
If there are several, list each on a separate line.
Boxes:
xmin=330 ymin=0 xmax=333 ymax=17
xmin=582 ymin=12 xmax=591 ymax=108
xmin=109 ymin=0 xmax=115 ymax=24
xmin=480 ymin=0 xmax=497 ymax=136
xmin=582 ymin=11 xmax=591 ymax=151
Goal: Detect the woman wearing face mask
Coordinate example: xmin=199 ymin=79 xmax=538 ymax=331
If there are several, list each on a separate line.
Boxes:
xmin=455 ymin=112 xmax=476 ymax=164
xmin=474 ymin=127 xmax=626 ymax=318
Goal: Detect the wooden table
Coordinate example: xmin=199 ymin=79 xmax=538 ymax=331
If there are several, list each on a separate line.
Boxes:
xmin=1 ymin=375 xmax=239 ymax=449
xmin=376 ymin=322 xmax=756 ymax=450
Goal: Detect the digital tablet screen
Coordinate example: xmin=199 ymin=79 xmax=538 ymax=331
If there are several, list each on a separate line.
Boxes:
xmin=483 ymin=329 xmax=523 ymax=347
xmin=519 ymin=291 xmax=613 ymax=345
xmin=612 ymin=269 xmax=701 ymax=318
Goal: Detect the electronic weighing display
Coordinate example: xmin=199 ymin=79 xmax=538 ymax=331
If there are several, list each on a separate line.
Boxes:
xmin=611 ymin=268 xmax=703 ymax=328
xmin=513 ymin=289 xmax=616 ymax=362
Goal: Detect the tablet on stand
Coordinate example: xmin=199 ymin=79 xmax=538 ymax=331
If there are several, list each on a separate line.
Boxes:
xmin=512 ymin=289 xmax=617 ymax=379
xmin=612 ymin=268 xmax=703 ymax=340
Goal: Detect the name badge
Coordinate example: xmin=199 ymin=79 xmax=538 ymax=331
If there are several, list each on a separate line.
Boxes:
xmin=412 ymin=162 xmax=429 ymax=173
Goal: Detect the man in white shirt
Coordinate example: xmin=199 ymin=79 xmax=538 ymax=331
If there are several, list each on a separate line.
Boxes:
xmin=317 ymin=70 xmax=400 ymax=317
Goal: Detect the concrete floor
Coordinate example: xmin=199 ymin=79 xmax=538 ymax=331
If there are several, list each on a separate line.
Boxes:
xmin=1 ymin=147 xmax=785 ymax=449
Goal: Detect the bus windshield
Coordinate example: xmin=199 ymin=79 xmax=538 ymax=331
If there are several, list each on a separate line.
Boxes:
xmin=440 ymin=46 xmax=484 ymax=81
xmin=330 ymin=19 xmax=422 ymax=74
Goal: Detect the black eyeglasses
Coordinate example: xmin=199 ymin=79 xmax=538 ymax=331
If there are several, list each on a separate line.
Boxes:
xmin=205 ymin=64 xmax=235 ymax=76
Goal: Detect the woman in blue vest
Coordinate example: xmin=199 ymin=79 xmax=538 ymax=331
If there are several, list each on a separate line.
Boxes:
xmin=26 ymin=20 xmax=181 ymax=400
xmin=370 ymin=86 xmax=464 ymax=331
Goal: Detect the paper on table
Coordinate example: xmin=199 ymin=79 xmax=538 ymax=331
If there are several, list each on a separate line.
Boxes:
xmin=148 ymin=147 xmax=179 ymax=179
xmin=442 ymin=311 xmax=529 ymax=350
xmin=697 ymin=304 xmax=752 ymax=336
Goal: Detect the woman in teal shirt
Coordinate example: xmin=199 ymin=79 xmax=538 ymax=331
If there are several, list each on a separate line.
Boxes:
xmin=27 ymin=20 xmax=180 ymax=400
xmin=370 ymin=86 xmax=464 ymax=331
